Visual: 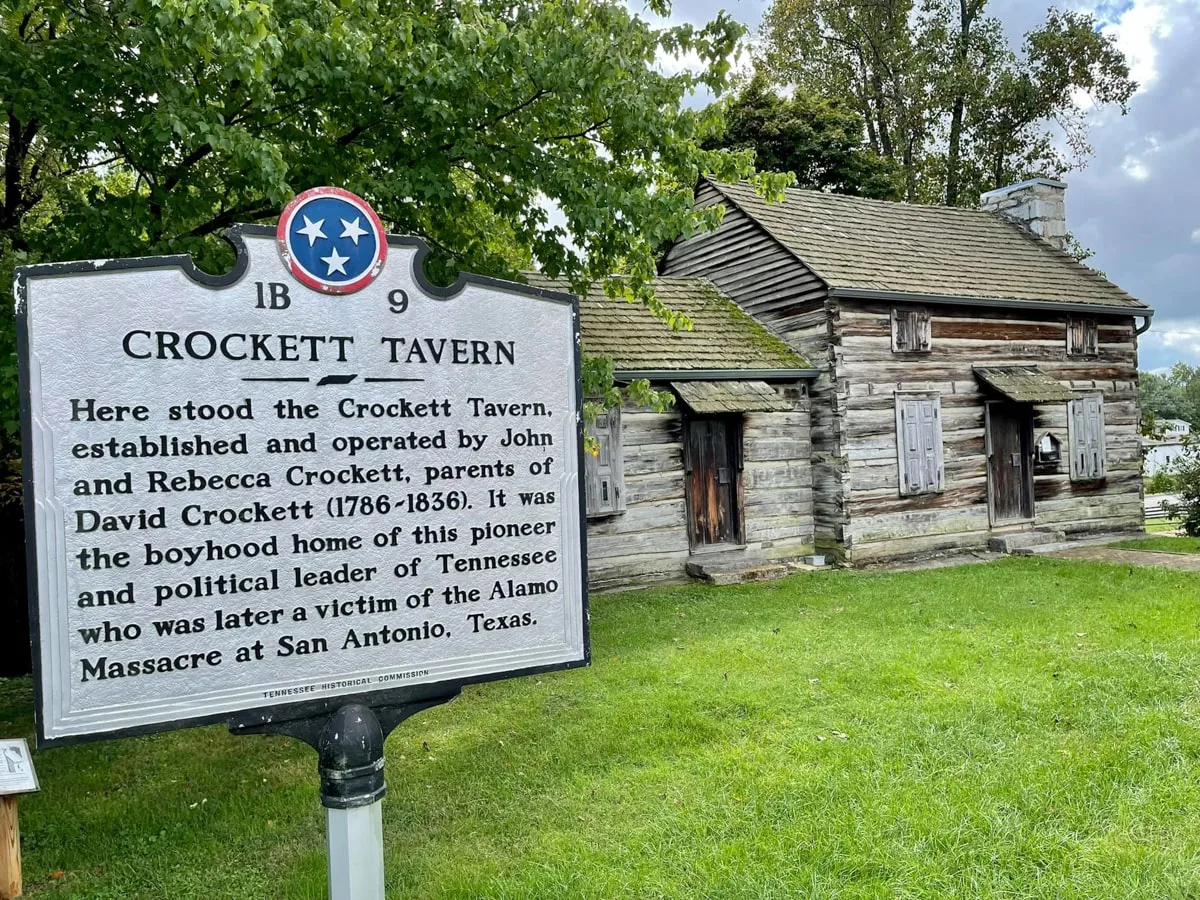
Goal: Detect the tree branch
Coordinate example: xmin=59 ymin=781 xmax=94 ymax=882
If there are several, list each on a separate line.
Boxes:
xmin=187 ymin=200 xmax=278 ymax=238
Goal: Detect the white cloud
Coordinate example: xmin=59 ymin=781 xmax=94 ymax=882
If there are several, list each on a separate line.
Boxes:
xmin=1141 ymin=318 xmax=1200 ymax=369
xmin=1101 ymin=0 xmax=1176 ymax=92
xmin=1122 ymin=156 xmax=1151 ymax=180
xmin=668 ymin=0 xmax=1200 ymax=371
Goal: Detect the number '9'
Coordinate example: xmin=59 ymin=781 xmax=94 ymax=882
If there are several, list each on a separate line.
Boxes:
xmin=388 ymin=290 xmax=409 ymax=314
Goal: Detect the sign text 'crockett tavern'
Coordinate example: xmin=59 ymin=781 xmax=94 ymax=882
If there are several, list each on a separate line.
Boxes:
xmin=16 ymin=187 xmax=589 ymax=747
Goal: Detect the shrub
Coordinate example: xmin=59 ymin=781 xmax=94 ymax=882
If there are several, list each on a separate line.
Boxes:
xmin=1164 ymin=447 xmax=1200 ymax=535
xmin=1146 ymin=469 xmax=1181 ymax=494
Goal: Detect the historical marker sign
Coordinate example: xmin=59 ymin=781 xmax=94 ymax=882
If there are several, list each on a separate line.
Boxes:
xmin=0 ymin=741 xmax=37 ymax=796
xmin=17 ymin=189 xmax=589 ymax=748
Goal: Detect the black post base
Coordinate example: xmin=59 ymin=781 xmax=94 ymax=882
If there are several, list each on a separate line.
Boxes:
xmin=229 ymin=687 xmax=460 ymax=809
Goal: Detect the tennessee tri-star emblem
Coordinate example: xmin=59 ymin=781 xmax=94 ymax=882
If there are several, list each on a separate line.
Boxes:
xmin=276 ymin=186 xmax=387 ymax=294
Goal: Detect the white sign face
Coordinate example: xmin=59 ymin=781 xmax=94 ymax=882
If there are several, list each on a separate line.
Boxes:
xmin=0 ymin=739 xmax=38 ymax=795
xmin=17 ymin=204 xmax=588 ymax=747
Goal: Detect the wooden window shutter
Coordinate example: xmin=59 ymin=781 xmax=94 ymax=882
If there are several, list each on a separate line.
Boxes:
xmin=1068 ymin=396 xmax=1106 ymax=480
xmin=891 ymin=308 xmax=931 ymax=353
xmin=1067 ymin=318 xmax=1098 ymax=357
xmin=584 ymin=406 xmax=626 ymax=516
xmin=896 ymin=394 xmax=944 ymax=495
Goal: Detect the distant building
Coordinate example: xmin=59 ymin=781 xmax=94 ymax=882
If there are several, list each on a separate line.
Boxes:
xmin=1143 ymin=418 xmax=1191 ymax=476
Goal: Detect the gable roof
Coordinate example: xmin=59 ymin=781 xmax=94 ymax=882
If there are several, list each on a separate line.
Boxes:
xmin=705 ymin=179 xmax=1149 ymax=312
xmin=523 ymin=274 xmax=813 ymax=376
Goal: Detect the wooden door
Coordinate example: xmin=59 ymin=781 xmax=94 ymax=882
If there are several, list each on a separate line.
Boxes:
xmin=685 ymin=416 xmax=743 ymax=547
xmin=987 ymin=403 xmax=1033 ymax=523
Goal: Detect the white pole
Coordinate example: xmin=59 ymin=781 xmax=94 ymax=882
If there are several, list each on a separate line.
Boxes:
xmin=316 ymin=705 xmax=388 ymax=900
xmin=327 ymin=802 xmax=385 ymax=900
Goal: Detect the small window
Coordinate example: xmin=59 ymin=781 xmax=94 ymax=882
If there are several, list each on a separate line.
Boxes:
xmin=1036 ymin=432 xmax=1062 ymax=464
xmin=1067 ymin=318 xmax=1098 ymax=357
xmin=1068 ymin=396 xmax=1106 ymax=480
xmin=895 ymin=393 xmax=944 ymax=496
xmin=585 ymin=406 xmax=626 ymax=516
xmin=892 ymin=308 xmax=932 ymax=353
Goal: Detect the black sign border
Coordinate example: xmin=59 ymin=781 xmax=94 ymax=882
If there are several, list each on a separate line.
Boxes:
xmin=16 ymin=226 xmax=591 ymax=749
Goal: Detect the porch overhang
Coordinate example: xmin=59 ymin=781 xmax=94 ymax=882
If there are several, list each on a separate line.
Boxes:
xmin=670 ymin=380 xmax=794 ymax=414
xmin=973 ymin=366 xmax=1078 ymax=403
xmin=614 ymin=367 xmax=818 ymax=382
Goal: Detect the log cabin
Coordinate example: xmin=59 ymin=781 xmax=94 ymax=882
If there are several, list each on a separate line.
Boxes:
xmin=526 ymin=274 xmax=818 ymax=588
xmin=661 ymin=177 xmax=1154 ymax=564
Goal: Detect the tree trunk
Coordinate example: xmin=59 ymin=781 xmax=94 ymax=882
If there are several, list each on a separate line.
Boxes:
xmin=946 ymin=96 xmax=965 ymax=205
xmin=944 ymin=0 xmax=974 ymax=207
xmin=871 ymin=75 xmax=894 ymax=158
xmin=856 ymin=88 xmax=881 ymax=154
xmin=903 ymin=133 xmax=916 ymax=202
xmin=2 ymin=108 xmax=35 ymax=251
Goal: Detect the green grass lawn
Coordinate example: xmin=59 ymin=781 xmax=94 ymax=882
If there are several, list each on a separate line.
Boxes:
xmin=1112 ymin=535 xmax=1200 ymax=553
xmin=5 ymin=557 xmax=1200 ymax=899
xmin=1146 ymin=520 xmax=1183 ymax=534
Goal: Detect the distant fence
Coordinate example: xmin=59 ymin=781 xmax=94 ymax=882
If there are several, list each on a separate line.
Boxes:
xmin=1145 ymin=494 xmax=1179 ymax=521
xmin=0 ymin=496 xmax=30 ymax=677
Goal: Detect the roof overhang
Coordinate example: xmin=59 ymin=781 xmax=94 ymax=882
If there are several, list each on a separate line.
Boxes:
xmin=828 ymin=286 xmax=1153 ymax=319
xmin=614 ymin=368 xmax=819 ymax=382
xmin=671 ymin=380 xmax=794 ymax=414
xmin=974 ymin=366 xmax=1078 ymax=403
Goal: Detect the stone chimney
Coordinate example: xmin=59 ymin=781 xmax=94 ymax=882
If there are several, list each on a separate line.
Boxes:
xmin=979 ymin=178 xmax=1068 ymax=251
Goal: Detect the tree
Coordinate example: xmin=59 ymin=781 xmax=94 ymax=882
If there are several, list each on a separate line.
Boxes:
xmin=758 ymin=0 xmax=1136 ymax=206
xmin=1 ymin=0 xmax=790 ymax=450
xmin=1139 ymin=364 xmax=1200 ymax=431
xmin=1140 ymin=370 xmax=1190 ymax=426
xmin=702 ymin=73 xmax=902 ymax=199
xmin=759 ymin=0 xmax=930 ymax=200
xmin=1163 ymin=441 xmax=1200 ymax=534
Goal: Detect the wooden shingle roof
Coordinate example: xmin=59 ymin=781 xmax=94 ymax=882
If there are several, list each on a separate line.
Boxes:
xmin=974 ymin=366 xmax=1078 ymax=402
xmin=524 ymin=274 xmax=811 ymax=373
xmin=707 ymin=179 xmax=1148 ymax=311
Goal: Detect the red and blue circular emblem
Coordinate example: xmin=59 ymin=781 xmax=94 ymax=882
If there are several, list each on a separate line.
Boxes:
xmin=277 ymin=187 xmax=387 ymax=294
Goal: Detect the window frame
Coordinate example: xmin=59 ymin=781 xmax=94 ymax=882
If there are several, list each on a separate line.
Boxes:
xmin=891 ymin=307 xmax=932 ymax=354
xmin=1067 ymin=394 xmax=1107 ymax=481
xmin=584 ymin=403 xmax=626 ymax=517
xmin=1066 ymin=317 xmax=1099 ymax=357
xmin=894 ymin=391 xmax=945 ymax=497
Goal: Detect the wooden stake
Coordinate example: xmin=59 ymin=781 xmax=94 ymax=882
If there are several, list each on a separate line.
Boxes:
xmin=0 ymin=795 xmax=20 ymax=900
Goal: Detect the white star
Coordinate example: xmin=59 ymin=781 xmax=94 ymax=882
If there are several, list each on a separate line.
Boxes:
xmin=321 ymin=247 xmax=350 ymax=276
xmin=296 ymin=215 xmax=327 ymax=246
xmin=340 ymin=216 xmax=368 ymax=245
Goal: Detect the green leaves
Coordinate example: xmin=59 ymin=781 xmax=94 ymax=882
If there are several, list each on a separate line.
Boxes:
xmin=704 ymin=73 xmax=903 ymax=200
xmin=1 ymin=0 xmax=763 ymax=448
xmin=758 ymin=0 xmax=1136 ymax=206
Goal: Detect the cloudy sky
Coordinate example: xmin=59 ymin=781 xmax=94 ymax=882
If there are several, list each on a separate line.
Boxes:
xmin=660 ymin=0 xmax=1199 ymax=371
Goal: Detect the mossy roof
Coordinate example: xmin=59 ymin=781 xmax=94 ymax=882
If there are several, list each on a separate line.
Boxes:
xmin=707 ymin=179 xmax=1149 ymax=310
xmin=524 ymin=274 xmax=810 ymax=372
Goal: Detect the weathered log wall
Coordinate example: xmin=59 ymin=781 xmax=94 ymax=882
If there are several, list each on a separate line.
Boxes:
xmin=586 ymin=391 xmax=815 ymax=590
xmin=662 ymin=187 xmax=1145 ymax=566
xmin=661 ymin=186 xmax=844 ymax=553
xmin=839 ymin=301 xmax=1143 ymax=562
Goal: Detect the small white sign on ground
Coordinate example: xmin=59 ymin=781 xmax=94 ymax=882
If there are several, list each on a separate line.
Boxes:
xmin=0 ymin=740 xmax=38 ymax=796
xmin=17 ymin=188 xmax=589 ymax=747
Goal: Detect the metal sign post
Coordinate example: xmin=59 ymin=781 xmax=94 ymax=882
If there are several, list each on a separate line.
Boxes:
xmin=17 ymin=186 xmax=589 ymax=896
xmin=230 ymin=689 xmax=460 ymax=900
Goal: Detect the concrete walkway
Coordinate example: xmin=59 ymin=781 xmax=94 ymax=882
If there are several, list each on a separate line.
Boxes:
xmin=1042 ymin=546 xmax=1200 ymax=570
